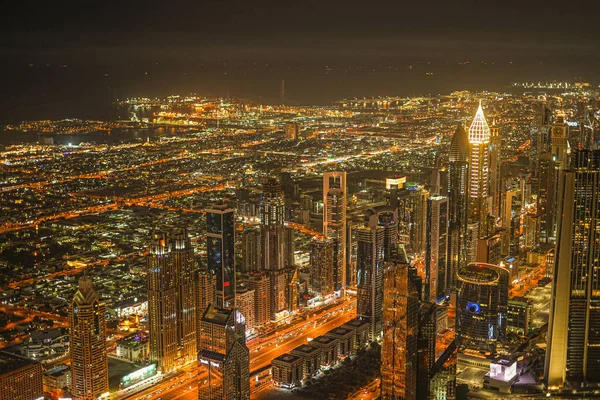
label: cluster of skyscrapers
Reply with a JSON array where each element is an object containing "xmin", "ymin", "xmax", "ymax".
[{"xmin": 62, "ymin": 99, "xmax": 600, "ymax": 399}]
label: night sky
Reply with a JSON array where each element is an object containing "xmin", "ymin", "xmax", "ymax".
[{"xmin": 1, "ymin": 0, "xmax": 599, "ymax": 121}]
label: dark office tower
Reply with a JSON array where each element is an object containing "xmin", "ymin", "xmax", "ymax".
[
  {"xmin": 456, "ymin": 262, "xmax": 509, "ymax": 355},
  {"xmin": 381, "ymin": 246, "xmax": 419, "ymax": 400},
  {"xmin": 310, "ymin": 236, "xmax": 334, "ymax": 298},
  {"xmin": 379, "ymin": 209, "xmax": 399, "ymax": 261},
  {"xmin": 489, "ymin": 122, "xmax": 501, "ymax": 219},
  {"xmin": 448, "ymin": 124, "xmax": 470, "ymax": 292},
  {"xmin": 538, "ymin": 153, "xmax": 557, "ymax": 242},
  {"xmin": 198, "ymin": 305, "xmax": 250, "ymax": 400},
  {"xmin": 417, "ymin": 303, "xmax": 437, "ymax": 400},
  {"xmin": 356, "ymin": 224, "xmax": 385, "ymax": 340},
  {"xmin": 285, "ymin": 226, "xmax": 295, "ymax": 268},
  {"xmin": 426, "ymin": 196, "xmax": 449, "ymax": 303},
  {"xmin": 468, "ymin": 102, "xmax": 491, "ymax": 236},
  {"xmin": 241, "ymin": 226, "xmax": 261, "ymax": 273},
  {"xmin": 147, "ymin": 230, "xmax": 197, "ymax": 373},
  {"xmin": 196, "ymin": 268, "xmax": 215, "ymax": 352},
  {"xmin": 551, "ymin": 114, "xmax": 569, "ymax": 170},
  {"xmin": 346, "ymin": 215, "xmax": 362, "ymax": 287},
  {"xmin": 207, "ymin": 204, "xmax": 236, "ymax": 309},
  {"xmin": 286, "ymin": 267, "xmax": 299, "ymax": 312},
  {"xmin": 323, "ymin": 171, "xmax": 347, "ymax": 291},
  {"xmin": 545, "ymin": 149, "xmax": 600, "ymax": 389},
  {"xmin": 69, "ymin": 276, "xmax": 109, "ymax": 399}
]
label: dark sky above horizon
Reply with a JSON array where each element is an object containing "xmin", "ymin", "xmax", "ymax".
[{"xmin": 1, "ymin": 0, "xmax": 599, "ymax": 121}]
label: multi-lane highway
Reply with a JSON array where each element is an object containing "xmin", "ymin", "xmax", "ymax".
[{"xmin": 119, "ymin": 298, "xmax": 357, "ymax": 400}]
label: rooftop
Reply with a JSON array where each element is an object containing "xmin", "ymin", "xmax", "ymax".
[{"xmin": 0, "ymin": 351, "xmax": 40, "ymax": 374}]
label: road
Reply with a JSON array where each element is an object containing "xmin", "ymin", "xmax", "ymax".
[
  {"xmin": 348, "ymin": 378, "xmax": 380, "ymax": 400},
  {"xmin": 116, "ymin": 299, "xmax": 357, "ymax": 400}
]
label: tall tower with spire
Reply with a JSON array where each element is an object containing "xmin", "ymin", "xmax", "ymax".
[
  {"xmin": 468, "ymin": 102, "xmax": 491, "ymax": 236},
  {"xmin": 69, "ymin": 276, "xmax": 109, "ymax": 400}
]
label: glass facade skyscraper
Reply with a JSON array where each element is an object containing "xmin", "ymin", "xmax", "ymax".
[{"xmin": 207, "ymin": 204, "xmax": 236, "ymax": 309}]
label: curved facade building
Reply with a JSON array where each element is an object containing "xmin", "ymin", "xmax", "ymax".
[{"xmin": 456, "ymin": 262, "xmax": 508, "ymax": 355}]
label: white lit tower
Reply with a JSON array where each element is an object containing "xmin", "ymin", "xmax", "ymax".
[{"xmin": 468, "ymin": 102, "xmax": 491, "ymax": 236}]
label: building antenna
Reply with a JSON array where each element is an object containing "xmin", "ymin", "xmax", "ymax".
[{"xmin": 280, "ymin": 80, "xmax": 285, "ymax": 106}]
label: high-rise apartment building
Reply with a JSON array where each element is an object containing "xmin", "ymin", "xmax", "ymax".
[
  {"xmin": 323, "ymin": 171, "xmax": 347, "ymax": 291},
  {"xmin": 310, "ymin": 236, "xmax": 334, "ymax": 298},
  {"xmin": 356, "ymin": 224, "xmax": 385, "ymax": 340},
  {"xmin": 207, "ymin": 204, "xmax": 236, "ymax": 309},
  {"xmin": 196, "ymin": 268, "xmax": 215, "ymax": 351},
  {"xmin": 260, "ymin": 179, "xmax": 288, "ymax": 319},
  {"xmin": 545, "ymin": 149, "xmax": 600, "ymax": 389},
  {"xmin": 235, "ymin": 286, "xmax": 255, "ymax": 332},
  {"xmin": 147, "ymin": 230, "xmax": 197, "ymax": 372},
  {"xmin": 198, "ymin": 305, "xmax": 250, "ymax": 400},
  {"xmin": 248, "ymin": 272, "xmax": 270, "ymax": 326},
  {"xmin": 69, "ymin": 276, "xmax": 109, "ymax": 399},
  {"xmin": 380, "ymin": 246, "xmax": 419, "ymax": 400},
  {"xmin": 426, "ymin": 196, "xmax": 449, "ymax": 303},
  {"xmin": 468, "ymin": 102, "xmax": 491, "ymax": 236}
]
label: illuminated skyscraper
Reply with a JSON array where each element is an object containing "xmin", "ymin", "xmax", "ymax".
[
  {"xmin": 356, "ymin": 224, "xmax": 385, "ymax": 340},
  {"xmin": 381, "ymin": 246, "xmax": 418, "ymax": 400},
  {"xmin": 468, "ymin": 102, "xmax": 491, "ymax": 235},
  {"xmin": 69, "ymin": 276, "xmax": 109, "ymax": 399},
  {"xmin": 323, "ymin": 171, "xmax": 347, "ymax": 291},
  {"xmin": 196, "ymin": 268, "xmax": 215, "ymax": 352},
  {"xmin": 248, "ymin": 272, "xmax": 270, "ymax": 326},
  {"xmin": 448, "ymin": 124, "xmax": 470, "ymax": 292},
  {"xmin": 260, "ymin": 179, "xmax": 287, "ymax": 319},
  {"xmin": 147, "ymin": 230, "xmax": 197, "ymax": 372},
  {"xmin": 456, "ymin": 262, "xmax": 509, "ymax": 355},
  {"xmin": 310, "ymin": 236, "xmax": 334, "ymax": 298},
  {"xmin": 489, "ymin": 122, "xmax": 501, "ymax": 218},
  {"xmin": 198, "ymin": 305, "xmax": 250, "ymax": 400},
  {"xmin": 426, "ymin": 196, "xmax": 449, "ymax": 303},
  {"xmin": 551, "ymin": 115, "xmax": 569, "ymax": 170},
  {"xmin": 538, "ymin": 153, "xmax": 557, "ymax": 242},
  {"xmin": 207, "ymin": 204, "xmax": 236, "ymax": 309},
  {"xmin": 545, "ymin": 149, "xmax": 600, "ymax": 389},
  {"xmin": 260, "ymin": 178, "xmax": 286, "ymax": 271},
  {"xmin": 409, "ymin": 185, "xmax": 429, "ymax": 255}
]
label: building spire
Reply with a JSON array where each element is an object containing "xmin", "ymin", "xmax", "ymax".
[{"xmin": 468, "ymin": 101, "xmax": 491, "ymax": 144}]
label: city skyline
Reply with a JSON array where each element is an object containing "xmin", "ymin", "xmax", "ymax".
[{"xmin": 4, "ymin": 3, "xmax": 600, "ymax": 400}]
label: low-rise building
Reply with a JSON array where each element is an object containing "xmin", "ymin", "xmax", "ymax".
[
  {"xmin": 325, "ymin": 326, "xmax": 355, "ymax": 357},
  {"xmin": 272, "ymin": 353, "xmax": 303, "ymax": 388},
  {"xmin": 290, "ymin": 344, "xmax": 321, "ymax": 378},
  {"xmin": 116, "ymin": 331, "xmax": 150, "ymax": 362},
  {"xmin": 310, "ymin": 336, "xmax": 339, "ymax": 368},
  {"xmin": 43, "ymin": 364, "xmax": 71, "ymax": 395},
  {"xmin": 507, "ymin": 297, "xmax": 533, "ymax": 336},
  {"xmin": 341, "ymin": 318, "xmax": 371, "ymax": 351}
]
